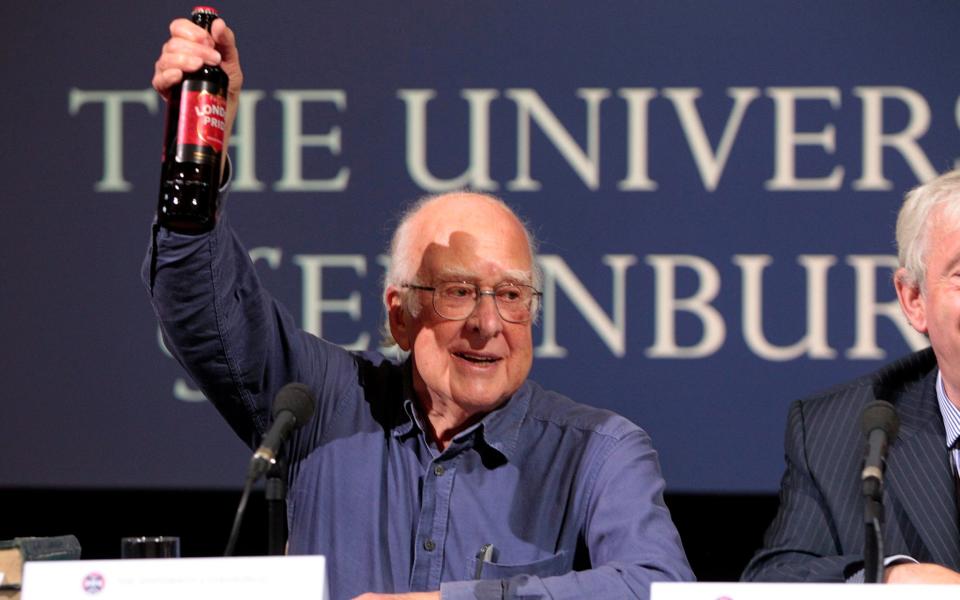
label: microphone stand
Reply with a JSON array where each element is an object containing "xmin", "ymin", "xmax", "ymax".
[
  {"xmin": 225, "ymin": 382, "xmax": 314, "ymax": 557},
  {"xmin": 860, "ymin": 400, "xmax": 898, "ymax": 584},
  {"xmin": 862, "ymin": 479, "xmax": 884, "ymax": 583},
  {"xmin": 266, "ymin": 456, "xmax": 288, "ymax": 555}
]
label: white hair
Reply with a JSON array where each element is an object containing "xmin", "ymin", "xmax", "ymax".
[{"xmin": 896, "ymin": 169, "xmax": 960, "ymax": 290}]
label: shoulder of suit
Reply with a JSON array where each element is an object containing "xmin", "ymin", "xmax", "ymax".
[{"xmin": 798, "ymin": 347, "xmax": 936, "ymax": 412}]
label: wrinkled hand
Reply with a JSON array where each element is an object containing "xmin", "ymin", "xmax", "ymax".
[
  {"xmin": 352, "ymin": 592, "xmax": 440, "ymax": 600},
  {"xmin": 152, "ymin": 17, "xmax": 242, "ymax": 102},
  {"xmin": 885, "ymin": 562, "xmax": 960, "ymax": 584}
]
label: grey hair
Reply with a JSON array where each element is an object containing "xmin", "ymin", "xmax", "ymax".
[
  {"xmin": 896, "ymin": 169, "xmax": 960, "ymax": 290},
  {"xmin": 380, "ymin": 191, "xmax": 542, "ymax": 346}
]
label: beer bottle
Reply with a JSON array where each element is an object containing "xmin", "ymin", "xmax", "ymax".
[{"xmin": 157, "ymin": 6, "xmax": 229, "ymax": 234}]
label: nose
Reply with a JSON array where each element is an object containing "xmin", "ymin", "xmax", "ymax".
[{"xmin": 466, "ymin": 291, "xmax": 503, "ymax": 338}]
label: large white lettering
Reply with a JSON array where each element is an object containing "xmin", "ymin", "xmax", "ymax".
[
  {"xmin": 765, "ymin": 87, "xmax": 844, "ymax": 191},
  {"xmin": 735, "ymin": 254, "xmax": 837, "ymax": 360},
  {"xmin": 274, "ymin": 90, "xmax": 350, "ymax": 191},
  {"xmin": 664, "ymin": 87, "xmax": 760, "ymax": 192},
  {"xmin": 68, "ymin": 88, "xmax": 158, "ymax": 192},
  {"xmin": 294, "ymin": 254, "xmax": 369, "ymax": 351},
  {"xmin": 400, "ymin": 89, "xmax": 498, "ymax": 192},
  {"xmin": 853, "ymin": 86, "xmax": 936, "ymax": 190},
  {"xmin": 618, "ymin": 88, "xmax": 659, "ymax": 191},
  {"xmin": 77, "ymin": 86, "xmax": 944, "ymax": 194},
  {"xmin": 506, "ymin": 88, "xmax": 610, "ymax": 191},
  {"xmin": 231, "ymin": 90, "xmax": 267, "ymax": 191},
  {"xmin": 645, "ymin": 255, "xmax": 726, "ymax": 358},
  {"xmin": 535, "ymin": 254, "xmax": 637, "ymax": 358}
]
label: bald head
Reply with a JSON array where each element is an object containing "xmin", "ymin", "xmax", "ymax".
[
  {"xmin": 387, "ymin": 192, "xmax": 539, "ymax": 287},
  {"xmin": 383, "ymin": 192, "xmax": 540, "ymax": 336}
]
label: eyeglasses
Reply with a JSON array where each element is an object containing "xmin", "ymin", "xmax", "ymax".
[{"xmin": 403, "ymin": 281, "xmax": 542, "ymax": 324}]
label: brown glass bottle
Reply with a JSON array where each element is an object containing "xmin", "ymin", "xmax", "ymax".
[{"xmin": 157, "ymin": 6, "xmax": 229, "ymax": 234}]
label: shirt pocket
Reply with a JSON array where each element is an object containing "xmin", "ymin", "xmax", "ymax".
[{"xmin": 467, "ymin": 549, "xmax": 569, "ymax": 581}]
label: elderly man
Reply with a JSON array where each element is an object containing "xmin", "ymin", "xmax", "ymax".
[
  {"xmin": 146, "ymin": 16, "xmax": 692, "ymax": 600},
  {"xmin": 743, "ymin": 170, "xmax": 960, "ymax": 584}
]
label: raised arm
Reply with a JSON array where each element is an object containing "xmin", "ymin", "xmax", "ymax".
[{"xmin": 143, "ymin": 17, "xmax": 347, "ymax": 452}]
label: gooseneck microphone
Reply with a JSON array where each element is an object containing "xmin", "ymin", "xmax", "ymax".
[
  {"xmin": 860, "ymin": 400, "xmax": 899, "ymax": 584},
  {"xmin": 225, "ymin": 383, "xmax": 315, "ymax": 556},
  {"xmin": 248, "ymin": 383, "xmax": 316, "ymax": 480},
  {"xmin": 861, "ymin": 400, "xmax": 900, "ymax": 500}
]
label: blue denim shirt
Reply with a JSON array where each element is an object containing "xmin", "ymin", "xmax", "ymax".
[{"xmin": 144, "ymin": 210, "xmax": 693, "ymax": 599}]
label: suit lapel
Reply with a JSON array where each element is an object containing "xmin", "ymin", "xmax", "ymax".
[{"xmin": 885, "ymin": 370, "xmax": 960, "ymax": 567}]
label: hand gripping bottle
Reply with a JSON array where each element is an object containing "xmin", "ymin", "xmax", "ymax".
[{"xmin": 157, "ymin": 6, "xmax": 229, "ymax": 234}]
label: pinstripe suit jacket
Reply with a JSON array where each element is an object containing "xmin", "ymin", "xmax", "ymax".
[{"xmin": 742, "ymin": 348, "xmax": 960, "ymax": 582}]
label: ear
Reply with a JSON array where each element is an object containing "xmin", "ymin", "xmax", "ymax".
[
  {"xmin": 894, "ymin": 268, "xmax": 928, "ymax": 334},
  {"xmin": 386, "ymin": 286, "xmax": 412, "ymax": 351}
]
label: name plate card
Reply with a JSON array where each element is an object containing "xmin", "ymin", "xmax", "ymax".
[
  {"xmin": 652, "ymin": 582, "xmax": 960, "ymax": 600},
  {"xmin": 21, "ymin": 555, "xmax": 327, "ymax": 600}
]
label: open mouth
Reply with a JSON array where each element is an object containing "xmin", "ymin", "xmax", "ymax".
[{"xmin": 454, "ymin": 352, "xmax": 501, "ymax": 364}]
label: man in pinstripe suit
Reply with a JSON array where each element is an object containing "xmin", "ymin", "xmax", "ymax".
[{"xmin": 743, "ymin": 170, "xmax": 960, "ymax": 584}]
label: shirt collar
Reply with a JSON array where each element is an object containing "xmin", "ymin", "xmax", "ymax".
[
  {"xmin": 389, "ymin": 359, "xmax": 419, "ymax": 439},
  {"xmin": 455, "ymin": 380, "xmax": 531, "ymax": 463},
  {"xmin": 390, "ymin": 359, "xmax": 531, "ymax": 463},
  {"xmin": 935, "ymin": 370, "xmax": 960, "ymax": 448}
]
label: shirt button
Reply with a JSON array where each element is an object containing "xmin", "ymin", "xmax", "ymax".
[
  {"xmin": 423, "ymin": 539, "xmax": 436, "ymax": 552},
  {"xmin": 434, "ymin": 465, "xmax": 445, "ymax": 476}
]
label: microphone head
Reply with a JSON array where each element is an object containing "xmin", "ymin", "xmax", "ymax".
[
  {"xmin": 273, "ymin": 382, "xmax": 316, "ymax": 428},
  {"xmin": 861, "ymin": 400, "xmax": 899, "ymax": 440}
]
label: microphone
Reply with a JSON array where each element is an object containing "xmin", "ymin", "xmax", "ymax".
[
  {"xmin": 860, "ymin": 400, "xmax": 898, "ymax": 583},
  {"xmin": 860, "ymin": 400, "xmax": 899, "ymax": 499},
  {"xmin": 247, "ymin": 383, "xmax": 315, "ymax": 481}
]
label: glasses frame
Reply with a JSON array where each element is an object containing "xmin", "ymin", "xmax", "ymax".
[{"xmin": 402, "ymin": 281, "xmax": 542, "ymax": 324}]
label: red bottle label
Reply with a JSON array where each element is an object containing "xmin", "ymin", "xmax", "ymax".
[{"xmin": 176, "ymin": 82, "xmax": 227, "ymax": 158}]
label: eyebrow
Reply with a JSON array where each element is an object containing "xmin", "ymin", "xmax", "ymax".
[
  {"xmin": 434, "ymin": 266, "xmax": 475, "ymax": 282},
  {"xmin": 500, "ymin": 269, "xmax": 534, "ymax": 286},
  {"xmin": 433, "ymin": 267, "xmax": 533, "ymax": 286}
]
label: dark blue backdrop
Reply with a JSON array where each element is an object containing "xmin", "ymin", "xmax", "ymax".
[{"xmin": 2, "ymin": 1, "xmax": 957, "ymax": 492}]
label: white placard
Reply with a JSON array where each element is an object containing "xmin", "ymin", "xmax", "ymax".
[
  {"xmin": 652, "ymin": 581, "xmax": 960, "ymax": 600},
  {"xmin": 21, "ymin": 555, "xmax": 327, "ymax": 600}
]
